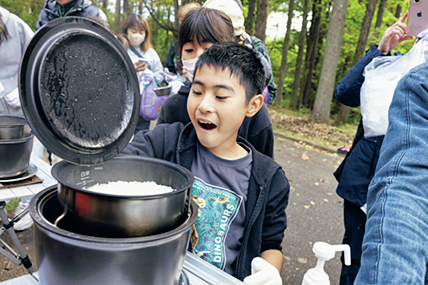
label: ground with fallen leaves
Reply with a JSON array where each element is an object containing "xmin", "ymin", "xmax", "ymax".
[{"xmin": 269, "ymin": 108, "xmax": 357, "ymax": 151}]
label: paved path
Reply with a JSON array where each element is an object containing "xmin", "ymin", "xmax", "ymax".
[{"xmin": 274, "ymin": 135, "xmax": 346, "ymax": 285}]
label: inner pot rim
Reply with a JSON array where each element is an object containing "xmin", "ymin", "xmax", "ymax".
[
  {"xmin": 0, "ymin": 115, "xmax": 29, "ymax": 127},
  {"xmin": 0, "ymin": 133, "xmax": 34, "ymax": 144},
  {"xmin": 51, "ymin": 155, "xmax": 194, "ymax": 199},
  {"xmin": 30, "ymin": 186, "xmax": 198, "ymax": 244}
]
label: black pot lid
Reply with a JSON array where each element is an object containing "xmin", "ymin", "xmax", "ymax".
[{"xmin": 19, "ymin": 17, "xmax": 140, "ymax": 165}]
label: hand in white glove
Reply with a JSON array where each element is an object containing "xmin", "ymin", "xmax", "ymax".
[
  {"xmin": 142, "ymin": 68, "xmax": 154, "ymax": 82},
  {"xmin": 139, "ymin": 69, "xmax": 154, "ymax": 90},
  {"xmin": 168, "ymin": 80, "xmax": 184, "ymax": 96},
  {"xmin": 243, "ymin": 257, "xmax": 282, "ymax": 285},
  {"xmin": 4, "ymin": 88, "xmax": 21, "ymax": 108}
]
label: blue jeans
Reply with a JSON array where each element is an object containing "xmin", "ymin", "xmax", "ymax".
[{"xmin": 355, "ymin": 63, "xmax": 428, "ymax": 284}]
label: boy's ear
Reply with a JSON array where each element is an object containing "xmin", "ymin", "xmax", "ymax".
[{"xmin": 245, "ymin": 94, "xmax": 264, "ymax": 118}]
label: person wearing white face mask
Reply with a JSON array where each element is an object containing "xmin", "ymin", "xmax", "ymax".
[
  {"xmin": 121, "ymin": 13, "xmax": 164, "ymax": 132},
  {"xmin": 165, "ymin": 2, "xmax": 201, "ymax": 75},
  {"xmin": 121, "ymin": 14, "xmax": 163, "ymax": 83},
  {"xmin": 157, "ymin": 8, "xmax": 274, "ymax": 159}
]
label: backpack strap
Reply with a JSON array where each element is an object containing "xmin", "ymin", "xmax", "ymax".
[{"xmin": 129, "ymin": 46, "xmax": 144, "ymax": 58}]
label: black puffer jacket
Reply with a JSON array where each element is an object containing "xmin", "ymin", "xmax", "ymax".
[{"xmin": 36, "ymin": 0, "xmax": 108, "ymax": 30}]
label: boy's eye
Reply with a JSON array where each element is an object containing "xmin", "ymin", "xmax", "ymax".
[
  {"xmin": 184, "ymin": 49, "xmax": 194, "ymax": 53},
  {"xmin": 216, "ymin": 96, "xmax": 228, "ymax": 100},
  {"xmin": 191, "ymin": 90, "xmax": 202, "ymax": 95}
]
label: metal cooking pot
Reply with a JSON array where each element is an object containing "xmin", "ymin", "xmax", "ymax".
[
  {"xmin": 0, "ymin": 133, "xmax": 34, "ymax": 178},
  {"xmin": 52, "ymin": 155, "xmax": 194, "ymax": 238},
  {"xmin": 31, "ymin": 186, "xmax": 198, "ymax": 285},
  {"xmin": 0, "ymin": 115, "xmax": 31, "ymax": 139}
]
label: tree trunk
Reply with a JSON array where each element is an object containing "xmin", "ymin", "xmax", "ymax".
[
  {"xmin": 174, "ymin": 0, "xmax": 179, "ymax": 39},
  {"xmin": 372, "ymin": 0, "xmax": 387, "ymax": 41},
  {"xmin": 291, "ymin": 0, "xmax": 311, "ymax": 110},
  {"xmin": 114, "ymin": 0, "xmax": 121, "ymax": 34},
  {"xmin": 309, "ymin": 0, "xmax": 349, "ymax": 123},
  {"xmin": 333, "ymin": 55, "xmax": 350, "ymax": 121},
  {"xmin": 245, "ymin": 0, "xmax": 257, "ymax": 35},
  {"xmin": 138, "ymin": 0, "xmax": 143, "ymax": 14},
  {"xmin": 395, "ymin": 4, "xmax": 402, "ymax": 18},
  {"xmin": 337, "ymin": 0, "xmax": 375, "ymax": 123},
  {"xmin": 302, "ymin": 0, "xmax": 322, "ymax": 108},
  {"xmin": 274, "ymin": 0, "xmax": 295, "ymax": 106},
  {"xmin": 165, "ymin": 6, "xmax": 171, "ymax": 48},
  {"xmin": 255, "ymin": 0, "xmax": 269, "ymax": 43},
  {"xmin": 102, "ymin": 0, "xmax": 108, "ymax": 9},
  {"xmin": 375, "ymin": 0, "xmax": 387, "ymax": 28},
  {"xmin": 123, "ymin": 0, "xmax": 131, "ymax": 15},
  {"xmin": 352, "ymin": 0, "xmax": 377, "ymax": 66},
  {"xmin": 306, "ymin": 10, "xmax": 329, "ymax": 110}
]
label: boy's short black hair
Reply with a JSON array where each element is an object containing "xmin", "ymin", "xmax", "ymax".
[{"xmin": 194, "ymin": 42, "xmax": 265, "ymax": 104}]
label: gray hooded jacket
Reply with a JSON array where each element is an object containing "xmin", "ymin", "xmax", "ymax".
[{"xmin": 36, "ymin": 0, "xmax": 108, "ymax": 30}]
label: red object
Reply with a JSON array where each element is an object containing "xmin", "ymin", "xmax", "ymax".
[{"xmin": 337, "ymin": 146, "xmax": 352, "ymax": 154}]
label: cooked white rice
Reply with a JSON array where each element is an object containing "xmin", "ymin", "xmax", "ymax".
[{"xmin": 85, "ymin": 181, "xmax": 174, "ymax": 196}]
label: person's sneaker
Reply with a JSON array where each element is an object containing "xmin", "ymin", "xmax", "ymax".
[
  {"xmin": 337, "ymin": 146, "xmax": 352, "ymax": 154},
  {"xmin": 13, "ymin": 203, "xmax": 33, "ymax": 231},
  {"xmin": 13, "ymin": 213, "xmax": 33, "ymax": 231}
]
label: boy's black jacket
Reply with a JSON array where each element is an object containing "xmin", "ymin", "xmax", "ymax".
[{"xmin": 122, "ymin": 122, "xmax": 289, "ymax": 280}]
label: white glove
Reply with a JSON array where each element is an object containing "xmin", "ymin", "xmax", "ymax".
[
  {"xmin": 4, "ymin": 88, "xmax": 21, "ymax": 108},
  {"xmin": 168, "ymin": 80, "xmax": 184, "ymax": 96},
  {"xmin": 139, "ymin": 69, "xmax": 154, "ymax": 90},
  {"xmin": 0, "ymin": 81, "xmax": 4, "ymax": 95},
  {"xmin": 360, "ymin": 203, "xmax": 367, "ymax": 214},
  {"xmin": 243, "ymin": 257, "xmax": 282, "ymax": 285},
  {"xmin": 142, "ymin": 68, "xmax": 154, "ymax": 82}
]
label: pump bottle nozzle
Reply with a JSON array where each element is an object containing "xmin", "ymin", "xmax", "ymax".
[{"xmin": 301, "ymin": 242, "xmax": 351, "ymax": 285}]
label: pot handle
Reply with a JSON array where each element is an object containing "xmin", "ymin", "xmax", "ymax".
[
  {"xmin": 186, "ymin": 185, "xmax": 192, "ymax": 216},
  {"xmin": 0, "ymin": 97, "xmax": 11, "ymax": 114}
]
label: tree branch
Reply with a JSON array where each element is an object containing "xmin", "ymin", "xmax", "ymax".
[{"xmin": 143, "ymin": 0, "xmax": 175, "ymax": 33}]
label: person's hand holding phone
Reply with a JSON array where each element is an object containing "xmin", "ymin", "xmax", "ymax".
[
  {"xmin": 378, "ymin": 11, "xmax": 414, "ymax": 55},
  {"xmin": 134, "ymin": 60, "xmax": 148, "ymax": 72}
]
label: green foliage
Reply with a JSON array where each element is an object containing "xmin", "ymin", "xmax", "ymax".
[
  {"xmin": 0, "ymin": 0, "xmax": 45, "ymax": 31},
  {"xmin": 145, "ymin": 2, "xmax": 175, "ymax": 66},
  {"xmin": 5, "ymin": 0, "xmax": 415, "ymax": 126},
  {"xmin": 5, "ymin": 198, "xmax": 20, "ymax": 212}
]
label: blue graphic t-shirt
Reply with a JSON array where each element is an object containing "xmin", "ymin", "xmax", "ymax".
[{"xmin": 190, "ymin": 142, "xmax": 252, "ymax": 275}]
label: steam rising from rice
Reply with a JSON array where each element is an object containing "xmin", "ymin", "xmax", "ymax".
[{"xmin": 86, "ymin": 181, "xmax": 174, "ymax": 196}]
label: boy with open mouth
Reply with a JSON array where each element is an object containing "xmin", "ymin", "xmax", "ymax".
[{"xmin": 123, "ymin": 42, "xmax": 289, "ymax": 284}]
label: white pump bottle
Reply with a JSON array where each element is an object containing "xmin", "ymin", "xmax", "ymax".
[{"xmin": 302, "ymin": 242, "xmax": 351, "ymax": 285}]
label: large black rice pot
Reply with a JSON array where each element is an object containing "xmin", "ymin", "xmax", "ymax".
[
  {"xmin": 31, "ymin": 186, "xmax": 198, "ymax": 285},
  {"xmin": 53, "ymin": 155, "xmax": 194, "ymax": 238}
]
